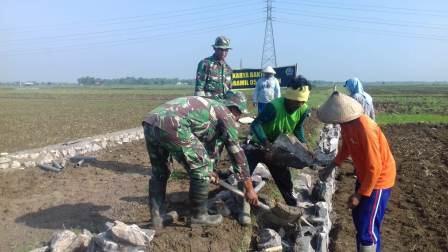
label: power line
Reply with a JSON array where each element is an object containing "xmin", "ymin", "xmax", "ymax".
[
  {"xmin": 276, "ymin": 8, "xmax": 448, "ymax": 31},
  {"xmin": 276, "ymin": 18, "xmax": 448, "ymax": 42},
  {"xmin": 1, "ymin": 19, "xmax": 264, "ymax": 56},
  {"xmin": 1, "ymin": 9, "xmax": 263, "ymax": 46},
  {"xmin": 280, "ymin": 0, "xmax": 448, "ymax": 17},
  {"xmin": 0, "ymin": 0, "xmax": 260, "ymax": 32}
]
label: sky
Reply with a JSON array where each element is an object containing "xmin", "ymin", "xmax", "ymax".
[{"xmin": 1, "ymin": 0, "xmax": 447, "ymax": 82}]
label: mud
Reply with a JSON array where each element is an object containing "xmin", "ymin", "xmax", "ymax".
[
  {"xmin": 330, "ymin": 124, "xmax": 448, "ymax": 252},
  {"xmin": 0, "ymin": 141, "xmax": 250, "ymax": 252}
]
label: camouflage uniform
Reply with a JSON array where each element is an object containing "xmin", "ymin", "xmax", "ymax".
[
  {"xmin": 142, "ymin": 96, "xmax": 249, "ymax": 182},
  {"xmin": 194, "ymin": 36, "xmax": 233, "ymax": 99}
]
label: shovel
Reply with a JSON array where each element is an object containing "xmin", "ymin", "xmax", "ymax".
[
  {"xmin": 217, "ymin": 179, "xmax": 271, "ymax": 211},
  {"xmin": 217, "ymin": 180, "xmax": 310, "ymax": 226}
]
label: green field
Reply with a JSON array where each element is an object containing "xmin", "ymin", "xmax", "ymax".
[{"xmin": 1, "ymin": 84, "xmax": 447, "ymax": 153}]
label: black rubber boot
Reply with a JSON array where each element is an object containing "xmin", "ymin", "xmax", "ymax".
[
  {"xmin": 149, "ymin": 177, "xmax": 167, "ymax": 229},
  {"xmin": 190, "ymin": 179, "xmax": 223, "ymax": 226},
  {"xmin": 237, "ymin": 182, "xmax": 251, "ymax": 226}
]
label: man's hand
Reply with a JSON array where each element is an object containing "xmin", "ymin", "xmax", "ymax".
[
  {"xmin": 209, "ymin": 172, "xmax": 220, "ymax": 185},
  {"xmin": 262, "ymin": 140, "xmax": 273, "ymax": 151},
  {"xmin": 318, "ymin": 162, "xmax": 336, "ymax": 181},
  {"xmin": 347, "ymin": 193, "xmax": 361, "ymax": 209},
  {"xmin": 243, "ymin": 179, "xmax": 259, "ymax": 206}
]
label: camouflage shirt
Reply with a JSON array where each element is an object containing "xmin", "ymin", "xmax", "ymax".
[
  {"xmin": 143, "ymin": 96, "xmax": 249, "ymax": 179},
  {"xmin": 195, "ymin": 55, "xmax": 232, "ymax": 99}
]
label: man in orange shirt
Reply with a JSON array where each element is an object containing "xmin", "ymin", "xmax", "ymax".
[{"xmin": 318, "ymin": 91, "xmax": 396, "ymax": 252}]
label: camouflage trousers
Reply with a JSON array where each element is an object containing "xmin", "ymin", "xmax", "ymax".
[{"xmin": 143, "ymin": 123, "xmax": 214, "ymax": 182}]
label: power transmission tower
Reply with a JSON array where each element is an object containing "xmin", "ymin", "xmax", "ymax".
[{"xmin": 261, "ymin": 0, "xmax": 277, "ymax": 68}]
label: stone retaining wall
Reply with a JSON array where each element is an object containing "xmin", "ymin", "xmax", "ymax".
[{"xmin": 0, "ymin": 127, "xmax": 144, "ymax": 171}]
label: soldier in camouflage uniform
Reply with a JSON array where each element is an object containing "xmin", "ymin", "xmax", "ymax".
[
  {"xmin": 194, "ymin": 36, "xmax": 233, "ymax": 99},
  {"xmin": 142, "ymin": 91, "xmax": 258, "ymax": 228}
]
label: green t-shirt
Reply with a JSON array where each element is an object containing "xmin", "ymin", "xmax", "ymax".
[{"xmin": 251, "ymin": 97, "xmax": 310, "ymax": 143}]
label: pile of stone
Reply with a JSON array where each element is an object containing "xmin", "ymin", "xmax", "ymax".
[
  {"xmin": 0, "ymin": 127, "xmax": 144, "ymax": 171},
  {"xmin": 252, "ymin": 124, "xmax": 340, "ymax": 252},
  {"xmin": 30, "ymin": 221, "xmax": 155, "ymax": 252}
]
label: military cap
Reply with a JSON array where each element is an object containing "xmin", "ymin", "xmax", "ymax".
[
  {"xmin": 223, "ymin": 90, "xmax": 248, "ymax": 114},
  {"xmin": 212, "ymin": 36, "xmax": 232, "ymax": 50}
]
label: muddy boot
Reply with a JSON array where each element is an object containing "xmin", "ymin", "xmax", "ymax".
[
  {"xmin": 190, "ymin": 180, "xmax": 223, "ymax": 226},
  {"xmin": 149, "ymin": 177, "xmax": 167, "ymax": 229},
  {"xmin": 237, "ymin": 182, "xmax": 251, "ymax": 226}
]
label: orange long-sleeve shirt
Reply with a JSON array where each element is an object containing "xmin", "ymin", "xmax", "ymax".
[{"xmin": 334, "ymin": 115, "xmax": 396, "ymax": 196}]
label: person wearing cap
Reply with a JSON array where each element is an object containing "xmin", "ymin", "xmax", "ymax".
[
  {"xmin": 253, "ymin": 66, "xmax": 281, "ymax": 114},
  {"xmin": 142, "ymin": 91, "xmax": 258, "ymax": 228},
  {"xmin": 195, "ymin": 36, "xmax": 233, "ymax": 99},
  {"xmin": 317, "ymin": 92, "xmax": 396, "ymax": 252},
  {"xmin": 345, "ymin": 77, "xmax": 376, "ymax": 121},
  {"xmin": 245, "ymin": 75, "xmax": 312, "ymax": 206}
]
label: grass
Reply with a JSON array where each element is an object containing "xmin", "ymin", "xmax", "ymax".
[
  {"xmin": 376, "ymin": 114, "xmax": 448, "ymax": 125},
  {"xmin": 0, "ymin": 85, "xmax": 192, "ymax": 152},
  {"xmin": 1, "ymin": 84, "xmax": 447, "ymax": 152}
]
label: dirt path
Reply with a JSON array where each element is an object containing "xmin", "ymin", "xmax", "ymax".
[
  {"xmin": 0, "ymin": 141, "xmax": 250, "ymax": 252},
  {"xmin": 330, "ymin": 124, "xmax": 448, "ymax": 252}
]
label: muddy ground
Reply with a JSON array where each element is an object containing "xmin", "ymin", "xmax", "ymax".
[
  {"xmin": 0, "ymin": 141, "xmax": 251, "ymax": 252},
  {"xmin": 1, "ymin": 122, "xmax": 447, "ymax": 251},
  {"xmin": 330, "ymin": 124, "xmax": 448, "ymax": 252}
]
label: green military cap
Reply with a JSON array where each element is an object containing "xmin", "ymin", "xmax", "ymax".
[
  {"xmin": 223, "ymin": 90, "xmax": 248, "ymax": 114},
  {"xmin": 212, "ymin": 36, "xmax": 232, "ymax": 50}
]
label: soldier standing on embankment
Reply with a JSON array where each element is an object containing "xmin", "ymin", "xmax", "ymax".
[{"xmin": 194, "ymin": 36, "xmax": 233, "ymax": 99}]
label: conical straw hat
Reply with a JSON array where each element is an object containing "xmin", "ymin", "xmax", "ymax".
[{"xmin": 317, "ymin": 91, "xmax": 364, "ymax": 123}]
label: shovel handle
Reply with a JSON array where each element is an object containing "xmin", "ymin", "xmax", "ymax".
[{"xmin": 218, "ymin": 180, "xmax": 271, "ymax": 211}]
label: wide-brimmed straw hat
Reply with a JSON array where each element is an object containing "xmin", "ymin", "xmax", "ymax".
[
  {"xmin": 262, "ymin": 66, "xmax": 276, "ymax": 74},
  {"xmin": 317, "ymin": 91, "xmax": 364, "ymax": 123}
]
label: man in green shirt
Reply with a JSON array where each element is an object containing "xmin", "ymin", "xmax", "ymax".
[{"xmin": 246, "ymin": 75, "xmax": 311, "ymax": 206}]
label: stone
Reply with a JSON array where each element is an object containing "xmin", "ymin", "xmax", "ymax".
[
  {"xmin": 0, "ymin": 157, "xmax": 10, "ymax": 164},
  {"xmin": 93, "ymin": 232, "xmax": 119, "ymax": 251},
  {"xmin": 30, "ymin": 153, "xmax": 40, "ymax": 159},
  {"xmin": 66, "ymin": 229, "xmax": 93, "ymax": 251},
  {"xmin": 29, "ymin": 246, "xmax": 49, "ymax": 252},
  {"xmin": 257, "ymin": 228, "xmax": 282, "ymax": 251},
  {"xmin": 316, "ymin": 232, "xmax": 328, "ymax": 252},
  {"xmin": 91, "ymin": 144, "xmax": 102, "ymax": 152},
  {"xmin": 0, "ymin": 163, "xmax": 9, "ymax": 169},
  {"xmin": 272, "ymin": 134, "xmax": 315, "ymax": 167},
  {"xmin": 293, "ymin": 234, "xmax": 313, "ymax": 252},
  {"xmin": 10, "ymin": 161, "xmax": 21, "ymax": 169},
  {"xmin": 108, "ymin": 221, "xmax": 152, "ymax": 247},
  {"xmin": 49, "ymin": 230, "xmax": 77, "ymax": 252},
  {"xmin": 0, "ymin": 152, "xmax": 8, "ymax": 157},
  {"xmin": 252, "ymin": 163, "xmax": 272, "ymax": 180},
  {"xmin": 122, "ymin": 137, "xmax": 130, "ymax": 143},
  {"xmin": 24, "ymin": 161, "xmax": 36, "ymax": 168}
]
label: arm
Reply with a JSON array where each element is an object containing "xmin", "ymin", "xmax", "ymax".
[
  {"xmin": 274, "ymin": 79, "xmax": 281, "ymax": 98},
  {"xmin": 293, "ymin": 108, "xmax": 310, "ymax": 143},
  {"xmin": 253, "ymin": 79, "xmax": 260, "ymax": 103},
  {"xmin": 250, "ymin": 103, "xmax": 276, "ymax": 144},
  {"xmin": 194, "ymin": 60, "xmax": 207, "ymax": 96}
]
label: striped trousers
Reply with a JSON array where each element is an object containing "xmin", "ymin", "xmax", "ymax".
[{"xmin": 353, "ymin": 184, "xmax": 392, "ymax": 252}]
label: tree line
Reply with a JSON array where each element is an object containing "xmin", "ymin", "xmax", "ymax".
[{"xmin": 77, "ymin": 76, "xmax": 194, "ymax": 86}]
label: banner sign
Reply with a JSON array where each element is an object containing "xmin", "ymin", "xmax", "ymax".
[{"xmin": 231, "ymin": 65, "xmax": 297, "ymax": 89}]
